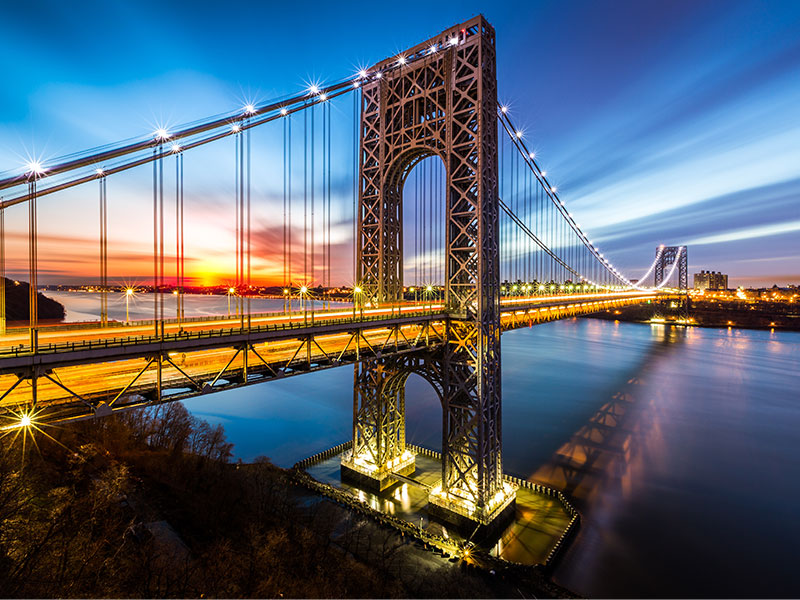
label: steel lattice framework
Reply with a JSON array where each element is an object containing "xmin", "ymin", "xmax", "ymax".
[
  {"xmin": 655, "ymin": 246, "xmax": 688, "ymax": 291},
  {"xmin": 347, "ymin": 16, "xmax": 513, "ymax": 526}
]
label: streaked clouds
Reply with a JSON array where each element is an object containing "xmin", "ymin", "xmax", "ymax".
[{"xmin": 0, "ymin": 0, "xmax": 798, "ymax": 286}]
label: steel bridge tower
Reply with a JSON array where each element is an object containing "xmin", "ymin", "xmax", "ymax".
[
  {"xmin": 654, "ymin": 245, "xmax": 690, "ymax": 320},
  {"xmin": 341, "ymin": 16, "xmax": 516, "ymax": 529},
  {"xmin": 654, "ymin": 246, "xmax": 688, "ymax": 291}
]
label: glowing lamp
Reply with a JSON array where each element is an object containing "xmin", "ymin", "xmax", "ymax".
[{"xmin": 26, "ymin": 161, "xmax": 45, "ymax": 175}]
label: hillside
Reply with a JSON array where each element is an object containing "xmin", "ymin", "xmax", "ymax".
[{"xmin": 3, "ymin": 277, "xmax": 65, "ymax": 322}]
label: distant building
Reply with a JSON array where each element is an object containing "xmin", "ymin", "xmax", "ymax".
[{"xmin": 694, "ymin": 270, "xmax": 728, "ymax": 291}]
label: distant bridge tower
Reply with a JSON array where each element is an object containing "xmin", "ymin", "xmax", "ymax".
[
  {"xmin": 654, "ymin": 245, "xmax": 688, "ymax": 291},
  {"xmin": 342, "ymin": 15, "xmax": 515, "ymax": 530},
  {"xmin": 654, "ymin": 245, "xmax": 689, "ymax": 320}
]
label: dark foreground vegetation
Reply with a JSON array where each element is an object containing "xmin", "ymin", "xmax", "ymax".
[{"xmin": 0, "ymin": 405, "xmax": 570, "ymax": 598}]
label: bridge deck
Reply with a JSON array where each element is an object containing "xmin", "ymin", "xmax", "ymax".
[{"xmin": 0, "ymin": 292, "xmax": 659, "ymax": 425}]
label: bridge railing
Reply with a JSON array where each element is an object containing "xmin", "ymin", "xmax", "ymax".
[{"xmin": 0, "ymin": 309, "xmax": 446, "ymax": 358}]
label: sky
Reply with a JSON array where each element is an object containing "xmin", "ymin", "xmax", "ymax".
[{"xmin": 0, "ymin": 0, "xmax": 798, "ymax": 287}]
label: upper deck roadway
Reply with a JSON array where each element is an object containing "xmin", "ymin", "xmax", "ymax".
[{"xmin": 0, "ymin": 291, "xmax": 659, "ymax": 425}]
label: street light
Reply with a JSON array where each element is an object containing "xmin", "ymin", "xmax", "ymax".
[
  {"xmin": 353, "ymin": 285, "xmax": 363, "ymax": 319},
  {"xmin": 300, "ymin": 285, "xmax": 309, "ymax": 324},
  {"xmin": 227, "ymin": 286, "xmax": 236, "ymax": 316},
  {"xmin": 123, "ymin": 287, "xmax": 135, "ymax": 323}
]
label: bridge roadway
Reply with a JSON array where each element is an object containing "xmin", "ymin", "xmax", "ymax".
[{"xmin": 0, "ymin": 291, "xmax": 658, "ymax": 425}]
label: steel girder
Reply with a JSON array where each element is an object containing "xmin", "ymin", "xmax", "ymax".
[{"xmin": 354, "ymin": 16, "xmax": 506, "ymax": 519}]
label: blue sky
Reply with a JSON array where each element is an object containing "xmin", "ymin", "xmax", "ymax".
[{"xmin": 0, "ymin": 0, "xmax": 798, "ymax": 286}]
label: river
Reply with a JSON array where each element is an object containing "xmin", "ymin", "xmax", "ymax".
[{"xmin": 45, "ymin": 291, "xmax": 800, "ymax": 597}]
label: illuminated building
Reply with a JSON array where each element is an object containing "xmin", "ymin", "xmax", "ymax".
[{"xmin": 694, "ymin": 270, "xmax": 728, "ymax": 291}]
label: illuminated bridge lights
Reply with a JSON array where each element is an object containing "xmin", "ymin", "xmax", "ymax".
[
  {"xmin": 341, "ymin": 447, "xmax": 416, "ymax": 491},
  {"xmin": 428, "ymin": 479, "xmax": 517, "ymax": 525}
]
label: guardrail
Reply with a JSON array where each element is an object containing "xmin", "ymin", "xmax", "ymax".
[
  {"xmin": 294, "ymin": 441, "xmax": 580, "ymax": 572},
  {"xmin": 0, "ymin": 310, "xmax": 443, "ymax": 358}
]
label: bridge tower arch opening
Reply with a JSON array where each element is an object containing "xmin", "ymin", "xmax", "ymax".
[
  {"xmin": 398, "ymin": 153, "xmax": 447, "ymax": 296},
  {"xmin": 345, "ymin": 15, "xmax": 516, "ymax": 530}
]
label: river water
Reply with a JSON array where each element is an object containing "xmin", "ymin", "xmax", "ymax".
[{"xmin": 46, "ymin": 292, "xmax": 800, "ymax": 597}]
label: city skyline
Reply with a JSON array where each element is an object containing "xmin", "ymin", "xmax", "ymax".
[{"xmin": 1, "ymin": 0, "xmax": 798, "ymax": 287}]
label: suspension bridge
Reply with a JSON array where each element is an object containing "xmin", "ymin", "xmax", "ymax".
[{"xmin": 0, "ymin": 16, "xmax": 687, "ymax": 530}]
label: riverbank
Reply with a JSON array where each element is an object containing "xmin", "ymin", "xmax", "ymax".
[
  {"xmin": 0, "ymin": 404, "xmax": 576, "ymax": 598},
  {"xmin": 589, "ymin": 299, "xmax": 800, "ymax": 331},
  {"xmin": 2, "ymin": 276, "xmax": 65, "ymax": 322}
]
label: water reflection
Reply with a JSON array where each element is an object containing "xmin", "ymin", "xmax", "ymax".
[
  {"xmin": 551, "ymin": 324, "xmax": 800, "ymax": 598},
  {"xmin": 530, "ymin": 324, "xmax": 683, "ymax": 505}
]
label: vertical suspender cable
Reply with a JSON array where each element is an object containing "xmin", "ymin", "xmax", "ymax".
[
  {"xmin": 303, "ymin": 105, "xmax": 308, "ymax": 318},
  {"xmin": 99, "ymin": 176, "xmax": 107, "ymax": 326},
  {"xmin": 153, "ymin": 148, "xmax": 158, "ymax": 336},
  {"xmin": 180, "ymin": 152, "xmax": 184, "ymax": 320},
  {"xmin": 246, "ymin": 119, "xmax": 251, "ymax": 328},
  {"xmin": 234, "ymin": 129, "xmax": 240, "ymax": 316},
  {"xmin": 175, "ymin": 154, "xmax": 181, "ymax": 323},
  {"xmin": 283, "ymin": 117, "xmax": 288, "ymax": 294},
  {"xmin": 353, "ymin": 89, "xmax": 358, "ymax": 287},
  {"xmin": 28, "ymin": 179, "xmax": 38, "ymax": 353},
  {"xmin": 288, "ymin": 114, "xmax": 293, "ymax": 306},
  {"xmin": 159, "ymin": 145, "xmax": 164, "ymax": 326},
  {"xmin": 0, "ymin": 203, "xmax": 4, "ymax": 336},
  {"xmin": 327, "ymin": 101, "xmax": 332, "ymax": 307},
  {"xmin": 310, "ymin": 101, "xmax": 315, "ymax": 320}
]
